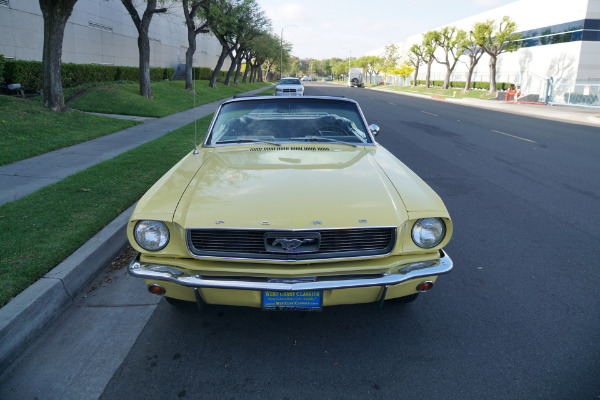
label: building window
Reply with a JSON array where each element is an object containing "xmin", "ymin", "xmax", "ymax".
[
  {"xmin": 88, "ymin": 21, "xmax": 113, "ymax": 32},
  {"xmin": 514, "ymin": 19, "xmax": 600, "ymax": 49}
]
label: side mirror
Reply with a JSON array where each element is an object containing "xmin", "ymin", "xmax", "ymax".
[{"xmin": 369, "ymin": 124, "xmax": 380, "ymax": 136}]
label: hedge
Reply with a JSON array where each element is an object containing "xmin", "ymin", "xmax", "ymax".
[
  {"xmin": 0, "ymin": 54, "xmax": 4, "ymax": 86},
  {"xmin": 192, "ymin": 66, "xmax": 212, "ymax": 80},
  {"xmin": 2, "ymin": 60, "xmax": 204, "ymax": 91},
  {"xmin": 415, "ymin": 80, "xmax": 513, "ymax": 91}
]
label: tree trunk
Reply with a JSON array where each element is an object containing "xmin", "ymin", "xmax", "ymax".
[
  {"xmin": 464, "ymin": 62, "xmax": 476, "ymax": 92},
  {"xmin": 120, "ymin": 0, "xmax": 166, "ymax": 98},
  {"xmin": 224, "ymin": 53, "xmax": 236, "ymax": 86},
  {"xmin": 443, "ymin": 67, "xmax": 451, "ymax": 90},
  {"xmin": 425, "ymin": 59, "xmax": 433, "ymax": 88},
  {"xmin": 185, "ymin": 31, "xmax": 196, "ymax": 91},
  {"xmin": 257, "ymin": 63, "xmax": 263, "ymax": 82},
  {"xmin": 39, "ymin": 0, "xmax": 78, "ymax": 111},
  {"xmin": 242, "ymin": 58, "xmax": 250, "ymax": 84},
  {"xmin": 412, "ymin": 65, "xmax": 419, "ymax": 87},
  {"xmin": 234, "ymin": 55, "xmax": 244, "ymax": 85},
  {"xmin": 210, "ymin": 46, "xmax": 229, "ymax": 88},
  {"xmin": 488, "ymin": 55, "xmax": 497, "ymax": 93},
  {"xmin": 138, "ymin": 32, "xmax": 152, "ymax": 98}
]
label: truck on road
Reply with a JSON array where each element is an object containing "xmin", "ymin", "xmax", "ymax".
[{"xmin": 347, "ymin": 68, "xmax": 364, "ymax": 88}]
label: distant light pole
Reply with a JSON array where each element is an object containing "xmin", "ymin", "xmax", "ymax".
[{"xmin": 280, "ymin": 25, "xmax": 296, "ymax": 79}]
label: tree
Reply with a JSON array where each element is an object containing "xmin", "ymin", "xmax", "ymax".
[
  {"xmin": 422, "ymin": 31, "xmax": 437, "ymax": 88},
  {"xmin": 322, "ymin": 59, "xmax": 332, "ymax": 77},
  {"xmin": 358, "ymin": 55, "xmax": 382, "ymax": 84},
  {"xmin": 462, "ymin": 30, "xmax": 485, "ymax": 92},
  {"xmin": 395, "ymin": 61, "xmax": 415, "ymax": 80},
  {"xmin": 182, "ymin": 0, "xmax": 210, "ymax": 91},
  {"xmin": 432, "ymin": 26, "xmax": 467, "ymax": 89},
  {"xmin": 223, "ymin": 0, "xmax": 269, "ymax": 86},
  {"xmin": 248, "ymin": 31, "xmax": 278, "ymax": 82},
  {"xmin": 330, "ymin": 58, "xmax": 346, "ymax": 79},
  {"xmin": 291, "ymin": 59, "xmax": 301, "ymax": 77},
  {"xmin": 121, "ymin": 0, "xmax": 168, "ymax": 98},
  {"xmin": 408, "ymin": 44, "xmax": 425, "ymax": 87},
  {"xmin": 200, "ymin": 0, "xmax": 236, "ymax": 88},
  {"xmin": 472, "ymin": 16, "xmax": 521, "ymax": 93},
  {"xmin": 381, "ymin": 43, "xmax": 400, "ymax": 82},
  {"xmin": 256, "ymin": 32, "xmax": 284, "ymax": 81},
  {"xmin": 39, "ymin": 0, "xmax": 79, "ymax": 111}
]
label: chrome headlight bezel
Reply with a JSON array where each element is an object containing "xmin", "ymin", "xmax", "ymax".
[
  {"xmin": 134, "ymin": 220, "xmax": 170, "ymax": 251},
  {"xmin": 411, "ymin": 218, "xmax": 446, "ymax": 249}
]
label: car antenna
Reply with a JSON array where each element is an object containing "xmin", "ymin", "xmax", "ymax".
[{"xmin": 193, "ymin": 67, "xmax": 198, "ymax": 155}]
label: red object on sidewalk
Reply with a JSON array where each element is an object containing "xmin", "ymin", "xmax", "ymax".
[{"xmin": 506, "ymin": 87, "xmax": 516, "ymax": 101}]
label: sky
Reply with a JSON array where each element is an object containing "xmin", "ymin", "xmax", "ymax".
[{"xmin": 256, "ymin": 0, "xmax": 517, "ymax": 60}]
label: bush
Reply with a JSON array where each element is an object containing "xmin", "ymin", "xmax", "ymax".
[
  {"xmin": 192, "ymin": 67, "xmax": 212, "ymax": 80},
  {"xmin": 0, "ymin": 54, "xmax": 4, "ymax": 86},
  {"xmin": 115, "ymin": 66, "xmax": 138, "ymax": 81},
  {"xmin": 3, "ymin": 60, "xmax": 43, "ymax": 91},
  {"xmin": 149, "ymin": 67, "xmax": 163, "ymax": 82},
  {"xmin": 2, "ymin": 61, "xmax": 216, "ymax": 91},
  {"xmin": 163, "ymin": 68, "xmax": 175, "ymax": 80}
]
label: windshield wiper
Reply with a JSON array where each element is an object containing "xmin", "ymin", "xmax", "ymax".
[
  {"xmin": 216, "ymin": 138, "xmax": 281, "ymax": 146},
  {"xmin": 288, "ymin": 136, "xmax": 358, "ymax": 148}
]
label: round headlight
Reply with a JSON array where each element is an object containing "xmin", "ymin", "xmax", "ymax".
[
  {"xmin": 134, "ymin": 220, "xmax": 169, "ymax": 251},
  {"xmin": 411, "ymin": 218, "xmax": 446, "ymax": 248}
]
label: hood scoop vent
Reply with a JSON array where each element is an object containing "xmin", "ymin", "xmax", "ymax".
[{"xmin": 250, "ymin": 147, "xmax": 331, "ymax": 152}]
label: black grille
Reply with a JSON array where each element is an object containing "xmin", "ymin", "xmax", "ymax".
[{"xmin": 187, "ymin": 228, "xmax": 396, "ymax": 260}]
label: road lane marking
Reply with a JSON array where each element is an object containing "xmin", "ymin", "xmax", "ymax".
[
  {"xmin": 491, "ymin": 130, "xmax": 536, "ymax": 143},
  {"xmin": 388, "ymin": 102, "xmax": 397, "ymax": 105},
  {"xmin": 421, "ymin": 111, "xmax": 438, "ymax": 117}
]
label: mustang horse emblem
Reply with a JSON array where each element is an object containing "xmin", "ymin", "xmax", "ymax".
[{"xmin": 272, "ymin": 238, "xmax": 315, "ymax": 251}]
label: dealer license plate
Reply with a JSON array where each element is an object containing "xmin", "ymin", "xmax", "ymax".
[{"xmin": 262, "ymin": 291, "xmax": 322, "ymax": 311}]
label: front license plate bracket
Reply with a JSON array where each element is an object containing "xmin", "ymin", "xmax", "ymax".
[{"xmin": 262, "ymin": 290, "xmax": 323, "ymax": 312}]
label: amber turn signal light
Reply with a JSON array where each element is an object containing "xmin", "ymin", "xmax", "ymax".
[
  {"xmin": 147, "ymin": 284, "xmax": 166, "ymax": 295},
  {"xmin": 417, "ymin": 281, "xmax": 434, "ymax": 292}
]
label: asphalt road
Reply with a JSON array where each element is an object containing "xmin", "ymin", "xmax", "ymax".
[{"xmin": 2, "ymin": 82, "xmax": 599, "ymax": 400}]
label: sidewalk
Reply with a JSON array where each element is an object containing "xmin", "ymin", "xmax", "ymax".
[
  {"xmin": 0, "ymin": 85, "xmax": 269, "ymax": 206},
  {"xmin": 0, "ymin": 85, "xmax": 271, "ymax": 371},
  {"xmin": 368, "ymin": 85, "xmax": 600, "ymax": 127}
]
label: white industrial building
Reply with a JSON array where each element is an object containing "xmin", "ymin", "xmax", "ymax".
[
  {"xmin": 0, "ymin": 0, "xmax": 225, "ymax": 70},
  {"xmin": 369, "ymin": 0, "xmax": 600, "ymax": 105}
]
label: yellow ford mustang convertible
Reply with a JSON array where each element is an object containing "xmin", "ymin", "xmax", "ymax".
[{"xmin": 127, "ymin": 96, "xmax": 453, "ymax": 311}]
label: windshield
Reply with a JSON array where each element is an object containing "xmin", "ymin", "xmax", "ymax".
[
  {"xmin": 206, "ymin": 98, "xmax": 373, "ymax": 146},
  {"xmin": 279, "ymin": 78, "xmax": 301, "ymax": 85}
]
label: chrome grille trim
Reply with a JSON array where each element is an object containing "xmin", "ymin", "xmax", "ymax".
[{"xmin": 186, "ymin": 227, "xmax": 396, "ymax": 261}]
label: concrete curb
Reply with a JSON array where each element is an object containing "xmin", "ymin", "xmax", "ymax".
[{"xmin": 0, "ymin": 204, "xmax": 134, "ymax": 372}]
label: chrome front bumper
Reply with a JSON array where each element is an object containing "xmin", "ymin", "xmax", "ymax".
[{"xmin": 128, "ymin": 250, "xmax": 453, "ymax": 292}]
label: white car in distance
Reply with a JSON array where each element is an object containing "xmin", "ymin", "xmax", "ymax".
[{"xmin": 275, "ymin": 77, "xmax": 304, "ymax": 96}]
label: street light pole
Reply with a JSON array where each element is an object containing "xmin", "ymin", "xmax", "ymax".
[{"xmin": 280, "ymin": 25, "xmax": 296, "ymax": 80}]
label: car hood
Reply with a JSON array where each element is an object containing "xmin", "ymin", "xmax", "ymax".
[{"xmin": 173, "ymin": 146, "xmax": 409, "ymax": 230}]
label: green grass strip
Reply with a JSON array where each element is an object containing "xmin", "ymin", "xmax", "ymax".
[
  {"xmin": 0, "ymin": 96, "xmax": 140, "ymax": 166},
  {"xmin": 377, "ymin": 85, "xmax": 496, "ymax": 99},
  {"xmin": 0, "ymin": 115, "xmax": 212, "ymax": 308},
  {"xmin": 0, "ymin": 81, "xmax": 271, "ymax": 166},
  {"xmin": 68, "ymin": 80, "xmax": 271, "ymax": 117}
]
